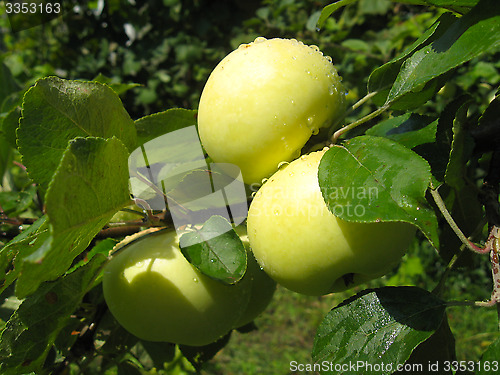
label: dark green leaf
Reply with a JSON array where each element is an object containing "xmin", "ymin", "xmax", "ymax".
[
  {"xmin": 0, "ymin": 187, "xmax": 36, "ymax": 216},
  {"xmin": 444, "ymin": 100, "xmax": 474, "ymax": 191},
  {"xmin": 179, "ymin": 215, "xmax": 247, "ymax": 285},
  {"xmin": 179, "ymin": 332, "xmax": 232, "ymax": 372},
  {"xmin": 0, "ymin": 106, "xmax": 21, "ymax": 149},
  {"xmin": 0, "ymin": 62, "xmax": 21, "ymax": 106},
  {"xmin": 0, "ymin": 256, "xmax": 106, "ymax": 375},
  {"xmin": 0, "ymin": 134, "xmax": 10, "ymax": 185},
  {"xmin": 393, "ymin": 0, "xmax": 478, "ymax": 13},
  {"xmin": 312, "ymin": 287, "xmax": 446, "ymax": 375},
  {"xmin": 14, "ymin": 137, "xmax": 130, "ymax": 298},
  {"xmin": 478, "ymin": 336, "xmax": 500, "ymax": 375},
  {"xmin": 386, "ymin": 0, "xmax": 500, "ymax": 106},
  {"xmin": 393, "ymin": 314, "xmax": 456, "ymax": 374},
  {"xmin": 317, "ymin": 0, "xmax": 359, "ymax": 29},
  {"xmin": 0, "ymin": 217, "xmax": 49, "ymax": 295},
  {"xmin": 92, "ymin": 73, "xmax": 141, "ymax": 96},
  {"xmin": 17, "ymin": 77, "xmax": 137, "ymax": 194},
  {"xmin": 365, "ymin": 113, "xmax": 437, "ymax": 149},
  {"xmin": 132, "ymin": 341, "xmax": 176, "ymax": 370},
  {"xmin": 368, "ymin": 13, "xmax": 456, "ymax": 93},
  {"xmin": 319, "ymin": 136, "xmax": 439, "ymax": 247},
  {"xmin": 135, "ymin": 108, "xmax": 197, "ymax": 146}
]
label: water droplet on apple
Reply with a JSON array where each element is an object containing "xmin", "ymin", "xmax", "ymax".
[
  {"xmin": 311, "ymin": 127, "xmax": 319, "ymax": 135},
  {"xmin": 254, "ymin": 36, "xmax": 267, "ymax": 44},
  {"xmin": 325, "ymin": 56, "xmax": 333, "ymax": 63},
  {"xmin": 261, "ymin": 178, "xmax": 269, "ymax": 184},
  {"xmin": 277, "ymin": 161, "xmax": 289, "ymax": 169},
  {"xmin": 193, "ymin": 278, "xmax": 199, "ymax": 283}
]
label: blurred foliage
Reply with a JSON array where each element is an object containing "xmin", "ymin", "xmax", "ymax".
[{"xmin": 3, "ymin": 0, "xmax": 488, "ymax": 119}]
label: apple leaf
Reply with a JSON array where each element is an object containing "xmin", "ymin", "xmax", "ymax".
[
  {"xmin": 135, "ymin": 108, "xmax": 198, "ymax": 146},
  {"xmin": 316, "ymin": 0, "xmax": 359, "ymax": 29},
  {"xmin": 17, "ymin": 77, "xmax": 137, "ymax": 194},
  {"xmin": 179, "ymin": 215, "xmax": 247, "ymax": 285},
  {"xmin": 312, "ymin": 287, "xmax": 446, "ymax": 375},
  {"xmin": 0, "ymin": 255, "xmax": 106, "ymax": 375},
  {"xmin": 385, "ymin": 0, "xmax": 500, "ymax": 107},
  {"xmin": 318, "ymin": 135, "xmax": 439, "ymax": 248},
  {"xmin": 12, "ymin": 137, "xmax": 130, "ymax": 298},
  {"xmin": 478, "ymin": 337, "xmax": 500, "ymax": 375},
  {"xmin": 368, "ymin": 13, "xmax": 456, "ymax": 94},
  {"xmin": 0, "ymin": 134, "xmax": 10, "ymax": 185},
  {"xmin": 0, "ymin": 62, "xmax": 20, "ymax": 106},
  {"xmin": 365, "ymin": 113, "xmax": 437, "ymax": 149},
  {"xmin": 0, "ymin": 216, "xmax": 49, "ymax": 295}
]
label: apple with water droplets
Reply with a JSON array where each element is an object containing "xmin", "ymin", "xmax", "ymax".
[
  {"xmin": 247, "ymin": 149, "xmax": 416, "ymax": 296},
  {"xmin": 198, "ymin": 37, "xmax": 346, "ymax": 185}
]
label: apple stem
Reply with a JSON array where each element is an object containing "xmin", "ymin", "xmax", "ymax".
[
  {"xmin": 430, "ymin": 187, "xmax": 484, "ymax": 254},
  {"xmin": 331, "ymin": 104, "xmax": 389, "ymax": 142}
]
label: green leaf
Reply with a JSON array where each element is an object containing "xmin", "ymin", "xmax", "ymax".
[
  {"xmin": 135, "ymin": 108, "xmax": 197, "ymax": 146},
  {"xmin": 179, "ymin": 215, "xmax": 247, "ymax": 285},
  {"xmin": 385, "ymin": 0, "xmax": 500, "ymax": 106},
  {"xmin": 393, "ymin": 314, "xmax": 456, "ymax": 374},
  {"xmin": 0, "ymin": 217, "xmax": 49, "ymax": 295},
  {"xmin": 0, "ymin": 134, "xmax": 10, "ymax": 185},
  {"xmin": 318, "ymin": 136, "xmax": 439, "ymax": 248},
  {"xmin": 92, "ymin": 73, "xmax": 141, "ymax": 96},
  {"xmin": 0, "ymin": 187, "xmax": 36, "ymax": 217},
  {"xmin": 365, "ymin": 113, "xmax": 437, "ymax": 149},
  {"xmin": 312, "ymin": 287, "xmax": 446, "ymax": 375},
  {"xmin": 444, "ymin": 100, "xmax": 474, "ymax": 191},
  {"xmin": 317, "ymin": 0, "xmax": 359, "ymax": 29},
  {"xmin": 368, "ymin": 13, "xmax": 455, "ymax": 93},
  {"xmin": 17, "ymin": 77, "xmax": 137, "ymax": 194},
  {"xmin": 478, "ymin": 336, "xmax": 500, "ymax": 375},
  {"xmin": 0, "ymin": 106, "xmax": 21, "ymax": 149},
  {"xmin": 179, "ymin": 333, "xmax": 232, "ymax": 372},
  {"xmin": 14, "ymin": 137, "xmax": 130, "ymax": 298},
  {"xmin": 0, "ymin": 256, "xmax": 106, "ymax": 375},
  {"xmin": 394, "ymin": 0, "xmax": 478, "ymax": 13},
  {"xmin": 0, "ymin": 62, "xmax": 21, "ymax": 106}
]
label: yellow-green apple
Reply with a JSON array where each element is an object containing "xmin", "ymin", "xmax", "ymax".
[
  {"xmin": 102, "ymin": 229, "xmax": 251, "ymax": 346},
  {"xmin": 246, "ymin": 150, "xmax": 416, "ymax": 296},
  {"xmin": 198, "ymin": 37, "xmax": 346, "ymax": 185}
]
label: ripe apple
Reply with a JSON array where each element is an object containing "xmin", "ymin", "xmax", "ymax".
[
  {"xmin": 233, "ymin": 226, "xmax": 276, "ymax": 328},
  {"xmin": 102, "ymin": 229, "xmax": 252, "ymax": 346},
  {"xmin": 198, "ymin": 37, "xmax": 346, "ymax": 186},
  {"xmin": 246, "ymin": 150, "xmax": 416, "ymax": 296}
]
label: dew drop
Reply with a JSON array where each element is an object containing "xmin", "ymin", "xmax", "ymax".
[
  {"xmin": 311, "ymin": 127, "xmax": 319, "ymax": 135},
  {"xmin": 210, "ymin": 259, "xmax": 215, "ymax": 263},
  {"xmin": 329, "ymin": 86, "xmax": 337, "ymax": 96},
  {"xmin": 274, "ymin": 210, "xmax": 279, "ymax": 216},
  {"xmin": 254, "ymin": 36, "xmax": 267, "ymax": 44},
  {"xmin": 261, "ymin": 178, "xmax": 269, "ymax": 184},
  {"xmin": 307, "ymin": 116, "xmax": 315, "ymax": 126},
  {"xmin": 136, "ymin": 261, "xmax": 144, "ymax": 268},
  {"xmin": 310, "ymin": 44, "xmax": 320, "ymax": 52},
  {"xmin": 325, "ymin": 56, "xmax": 333, "ymax": 63},
  {"xmin": 277, "ymin": 161, "xmax": 289, "ymax": 169},
  {"xmin": 193, "ymin": 278, "xmax": 199, "ymax": 283}
]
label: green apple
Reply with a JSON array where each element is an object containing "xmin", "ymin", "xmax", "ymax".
[
  {"xmin": 198, "ymin": 37, "xmax": 346, "ymax": 186},
  {"xmin": 246, "ymin": 150, "xmax": 416, "ymax": 296},
  {"xmin": 102, "ymin": 229, "xmax": 251, "ymax": 346},
  {"xmin": 233, "ymin": 226, "xmax": 276, "ymax": 328}
]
